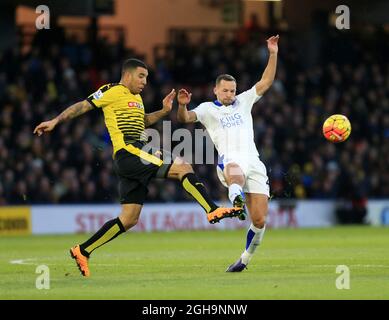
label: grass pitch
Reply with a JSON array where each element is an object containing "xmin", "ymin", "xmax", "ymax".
[{"xmin": 0, "ymin": 226, "xmax": 388, "ymax": 300}]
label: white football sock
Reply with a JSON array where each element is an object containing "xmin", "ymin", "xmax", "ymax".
[
  {"xmin": 228, "ymin": 183, "xmax": 243, "ymax": 204},
  {"xmin": 241, "ymin": 224, "xmax": 266, "ymax": 265}
]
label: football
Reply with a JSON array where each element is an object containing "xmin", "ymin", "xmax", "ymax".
[{"xmin": 322, "ymin": 114, "xmax": 351, "ymax": 143}]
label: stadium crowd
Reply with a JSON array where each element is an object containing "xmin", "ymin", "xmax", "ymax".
[{"xmin": 0, "ymin": 23, "xmax": 388, "ymax": 205}]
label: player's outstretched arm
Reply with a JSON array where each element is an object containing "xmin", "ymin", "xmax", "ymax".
[
  {"xmin": 144, "ymin": 89, "xmax": 176, "ymax": 127},
  {"xmin": 177, "ymin": 89, "xmax": 197, "ymax": 123},
  {"xmin": 255, "ymin": 35, "xmax": 279, "ymax": 96},
  {"xmin": 33, "ymin": 99, "xmax": 93, "ymax": 136}
]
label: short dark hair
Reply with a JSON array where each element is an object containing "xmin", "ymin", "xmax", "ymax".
[
  {"xmin": 215, "ymin": 74, "xmax": 236, "ymax": 86},
  {"xmin": 122, "ymin": 58, "xmax": 147, "ymax": 75}
]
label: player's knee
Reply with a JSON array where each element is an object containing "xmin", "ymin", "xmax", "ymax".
[
  {"xmin": 167, "ymin": 157, "xmax": 195, "ymax": 180},
  {"xmin": 119, "ymin": 215, "xmax": 138, "ymax": 230},
  {"xmin": 174, "ymin": 158, "xmax": 194, "ymax": 179},
  {"xmin": 180, "ymin": 162, "xmax": 194, "ymax": 175},
  {"xmin": 225, "ymin": 163, "xmax": 245, "ymax": 185},
  {"xmin": 252, "ymin": 215, "xmax": 266, "ymax": 229},
  {"xmin": 229, "ymin": 175, "xmax": 245, "ymax": 186},
  {"xmin": 119, "ymin": 209, "xmax": 140, "ymax": 230}
]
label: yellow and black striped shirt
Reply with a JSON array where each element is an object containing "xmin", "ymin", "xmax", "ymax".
[{"xmin": 87, "ymin": 83, "xmax": 147, "ymax": 156}]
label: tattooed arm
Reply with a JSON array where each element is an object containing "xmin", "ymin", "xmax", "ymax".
[{"xmin": 33, "ymin": 100, "xmax": 93, "ymax": 136}]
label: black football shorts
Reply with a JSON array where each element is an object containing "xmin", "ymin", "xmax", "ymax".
[{"xmin": 113, "ymin": 141, "xmax": 173, "ymax": 205}]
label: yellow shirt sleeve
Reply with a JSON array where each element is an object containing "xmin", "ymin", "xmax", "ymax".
[{"xmin": 87, "ymin": 85, "xmax": 116, "ymax": 109}]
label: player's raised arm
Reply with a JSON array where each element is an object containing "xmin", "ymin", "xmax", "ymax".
[
  {"xmin": 255, "ymin": 35, "xmax": 279, "ymax": 96},
  {"xmin": 33, "ymin": 99, "xmax": 93, "ymax": 136},
  {"xmin": 177, "ymin": 89, "xmax": 197, "ymax": 123},
  {"xmin": 144, "ymin": 89, "xmax": 176, "ymax": 127}
]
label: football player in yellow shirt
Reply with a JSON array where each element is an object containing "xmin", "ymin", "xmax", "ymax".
[{"xmin": 34, "ymin": 58, "xmax": 242, "ymax": 277}]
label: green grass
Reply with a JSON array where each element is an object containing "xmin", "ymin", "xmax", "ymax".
[{"xmin": 0, "ymin": 226, "xmax": 388, "ymax": 299}]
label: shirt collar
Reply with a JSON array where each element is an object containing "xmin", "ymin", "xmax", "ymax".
[{"xmin": 213, "ymin": 100, "xmax": 236, "ymax": 107}]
